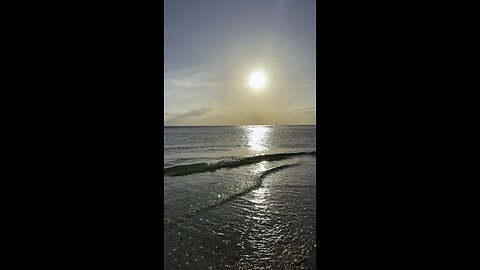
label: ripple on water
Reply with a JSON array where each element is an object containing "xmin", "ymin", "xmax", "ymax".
[{"xmin": 164, "ymin": 158, "xmax": 316, "ymax": 269}]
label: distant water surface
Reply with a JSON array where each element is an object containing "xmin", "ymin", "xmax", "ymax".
[{"xmin": 164, "ymin": 125, "xmax": 316, "ymax": 269}]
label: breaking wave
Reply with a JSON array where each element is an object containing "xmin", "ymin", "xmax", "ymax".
[{"xmin": 164, "ymin": 151, "xmax": 316, "ymax": 176}]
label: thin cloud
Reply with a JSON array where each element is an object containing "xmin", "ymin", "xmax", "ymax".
[
  {"xmin": 273, "ymin": 79, "xmax": 316, "ymax": 89},
  {"xmin": 164, "ymin": 108, "xmax": 212, "ymax": 125},
  {"xmin": 295, "ymin": 106, "xmax": 316, "ymax": 113},
  {"xmin": 164, "ymin": 65, "xmax": 221, "ymax": 89}
]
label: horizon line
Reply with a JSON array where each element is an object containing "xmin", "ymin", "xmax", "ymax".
[{"xmin": 164, "ymin": 124, "xmax": 316, "ymax": 127}]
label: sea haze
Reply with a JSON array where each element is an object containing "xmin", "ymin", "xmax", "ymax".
[{"xmin": 164, "ymin": 125, "xmax": 316, "ymax": 269}]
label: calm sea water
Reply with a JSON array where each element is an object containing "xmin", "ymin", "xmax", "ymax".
[{"xmin": 164, "ymin": 125, "xmax": 316, "ymax": 269}]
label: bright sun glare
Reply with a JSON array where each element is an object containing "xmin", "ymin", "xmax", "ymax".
[{"xmin": 248, "ymin": 70, "xmax": 267, "ymax": 91}]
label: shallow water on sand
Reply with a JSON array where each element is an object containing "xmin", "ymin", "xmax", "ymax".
[{"xmin": 164, "ymin": 126, "xmax": 316, "ymax": 269}]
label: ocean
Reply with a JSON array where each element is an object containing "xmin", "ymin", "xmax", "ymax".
[{"xmin": 164, "ymin": 125, "xmax": 316, "ymax": 269}]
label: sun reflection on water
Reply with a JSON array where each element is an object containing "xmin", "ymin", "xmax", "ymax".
[
  {"xmin": 252, "ymin": 161, "xmax": 268, "ymax": 175},
  {"xmin": 251, "ymin": 187, "xmax": 269, "ymax": 210},
  {"xmin": 244, "ymin": 126, "xmax": 272, "ymax": 153}
]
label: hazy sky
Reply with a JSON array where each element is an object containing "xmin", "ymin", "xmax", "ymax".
[{"xmin": 164, "ymin": 0, "xmax": 316, "ymax": 126}]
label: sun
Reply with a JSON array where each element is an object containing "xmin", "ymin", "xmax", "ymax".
[{"xmin": 247, "ymin": 69, "xmax": 267, "ymax": 91}]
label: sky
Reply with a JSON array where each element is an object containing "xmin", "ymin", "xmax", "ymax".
[{"xmin": 164, "ymin": 0, "xmax": 316, "ymax": 126}]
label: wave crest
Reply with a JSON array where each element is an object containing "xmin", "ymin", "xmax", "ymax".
[{"xmin": 164, "ymin": 151, "xmax": 315, "ymax": 176}]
